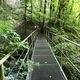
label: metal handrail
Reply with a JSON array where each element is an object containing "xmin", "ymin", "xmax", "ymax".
[
  {"xmin": 46, "ymin": 31, "xmax": 80, "ymax": 74},
  {"xmin": 10, "ymin": 31, "xmax": 37, "ymax": 78},
  {"xmin": 0, "ymin": 30, "xmax": 37, "ymax": 65},
  {"xmin": 16, "ymin": 40, "xmax": 33, "ymax": 77},
  {"xmin": 46, "ymin": 31, "xmax": 80, "ymax": 47}
]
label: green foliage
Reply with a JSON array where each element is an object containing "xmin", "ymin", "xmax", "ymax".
[
  {"xmin": 0, "ymin": 6, "xmax": 4, "ymax": 14},
  {"xmin": 0, "ymin": 0, "xmax": 80, "ymax": 79},
  {"xmin": 0, "ymin": 20, "xmax": 11, "ymax": 32},
  {"xmin": 48, "ymin": 27, "xmax": 63, "ymax": 34},
  {"xmin": 19, "ymin": 59, "xmax": 39, "ymax": 79},
  {"xmin": 52, "ymin": 42, "xmax": 80, "ymax": 79},
  {"xmin": 53, "ymin": 42, "xmax": 78, "ymax": 56},
  {"xmin": 0, "ymin": 16, "xmax": 16, "ymax": 32},
  {"xmin": 0, "ymin": 29, "xmax": 28, "ymax": 60},
  {"xmin": 4, "ymin": 59, "xmax": 40, "ymax": 80},
  {"xmin": 2, "ymin": 30, "xmax": 20, "ymax": 42},
  {"xmin": 49, "ymin": 26, "xmax": 80, "ymax": 42},
  {"xmin": 27, "ymin": 59, "xmax": 40, "ymax": 72},
  {"xmin": 0, "ymin": 29, "xmax": 20, "ymax": 51}
]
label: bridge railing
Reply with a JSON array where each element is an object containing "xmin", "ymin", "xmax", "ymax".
[
  {"xmin": 0, "ymin": 30, "xmax": 38, "ymax": 80},
  {"xmin": 46, "ymin": 30, "xmax": 80, "ymax": 79}
]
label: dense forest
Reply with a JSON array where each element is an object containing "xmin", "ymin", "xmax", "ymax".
[{"xmin": 0, "ymin": 0, "xmax": 80, "ymax": 80}]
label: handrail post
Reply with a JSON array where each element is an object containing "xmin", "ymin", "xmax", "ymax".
[
  {"xmin": 60, "ymin": 39, "xmax": 64, "ymax": 67},
  {"xmin": 0, "ymin": 64, "xmax": 4, "ymax": 80},
  {"xmin": 51, "ymin": 33, "xmax": 53, "ymax": 47},
  {"xmin": 46, "ymin": 31, "xmax": 48, "ymax": 40},
  {"xmin": 60, "ymin": 51, "xmax": 63, "ymax": 67},
  {"xmin": 32, "ymin": 33, "xmax": 34, "ymax": 50},
  {"xmin": 49, "ymin": 32, "xmax": 52, "ymax": 46},
  {"xmin": 49, "ymin": 33, "xmax": 52, "ymax": 40},
  {"xmin": 45, "ymin": 30, "xmax": 47, "ymax": 38},
  {"xmin": 48, "ymin": 32, "xmax": 49, "ymax": 42}
]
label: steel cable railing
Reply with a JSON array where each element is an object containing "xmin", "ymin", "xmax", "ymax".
[
  {"xmin": 46, "ymin": 30, "xmax": 80, "ymax": 79},
  {"xmin": 16, "ymin": 34, "xmax": 37, "ymax": 79},
  {"xmin": 8, "ymin": 49, "xmax": 26, "ymax": 76},
  {"xmin": 16, "ymin": 42, "xmax": 33, "ymax": 78},
  {"xmin": 0, "ymin": 30, "xmax": 38, "ymax": 80},
  {"xmin": 0, "ymin": 30, "xmax": 37, "ymax": 65}
]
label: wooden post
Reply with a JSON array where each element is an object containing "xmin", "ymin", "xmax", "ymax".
[{"xmin": 0, "ymin": 64, "xmax": 4, "ymax": 80}]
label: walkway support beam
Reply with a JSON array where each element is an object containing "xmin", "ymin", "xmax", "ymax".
[{"xmin": 0, "ymin": 64, "xmax": 4, "ymax": 80}]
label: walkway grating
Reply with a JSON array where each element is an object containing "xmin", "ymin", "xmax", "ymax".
[{"xmin": 27, "ymin": 36, "xmax": 67, "ymax": 80}]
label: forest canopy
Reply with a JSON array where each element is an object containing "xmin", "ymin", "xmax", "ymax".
[{"xmin": 0, "ymin": 0, "xmax": 80, "ymax": 80}]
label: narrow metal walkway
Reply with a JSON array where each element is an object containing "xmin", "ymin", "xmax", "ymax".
[{"xmin": 28, "ymin": 36, "xmax": 67, "ymax": 80}]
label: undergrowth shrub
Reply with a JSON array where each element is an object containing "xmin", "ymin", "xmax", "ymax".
[{"xmin": 53, "ymin": 42, "xmax": 80, "ymax": 80}]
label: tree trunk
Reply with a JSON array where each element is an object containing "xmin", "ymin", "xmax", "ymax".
[
  {"xmin": 39, "ymin": 0, "xmax": 42, "ymax": 20},
  {"xmin": 31, "ymin": 0, "xmax": 33, "ymax": 22},
  {"xmin": 50, "ymin": 0, "xmax": 53, "ymax": 20},
  {"xmin": 56, "ymin": 0, "xmax": 69, "ymax": 27},
  {"xmin": 0, "ymin": 0, "xmax": 5, "ymax": 5},
  {"xmin": 24, "ymin": 0, "xmax": 28, "ymax": 33},
  {"xmin": 41, "ymin": 0, "xmax": 47, "ymax": 33},
  {"xmin": 0, "ymin": 0, "xmax": 1, "ymax": 5}
]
